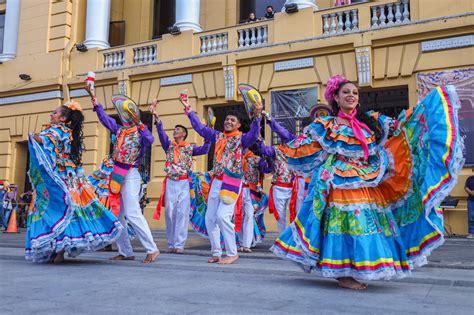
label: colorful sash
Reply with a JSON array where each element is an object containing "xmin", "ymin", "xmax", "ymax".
[
  {"xmin": 153, "ymin": 175, "xmax": 189, "ymax": 220},
  {"xmin": 219, "ymin": 168, "xmax": 243, "ymax": 205}
]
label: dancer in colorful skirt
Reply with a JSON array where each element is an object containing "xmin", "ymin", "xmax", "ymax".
[
  {"xmin": 182, "ymin": 97, "xmax": 263, "ymax": 264},
  {"xmin": 150, "ymin": 99, "xmax": 211, "ymax": 254},
  {"xmin": 90, "ymin": 90, "xmax": 160, "ymax": 263},
  {"xmin": 25, "ymin": 101, "xmax": 123, "ymax": 263},
  {"xmin": 271, "ymin": 75, "xmax": 464, "ymax": 289},
  {"xmin": 239, "ymin": 146, "xmax": 273, "ymax": 252}
]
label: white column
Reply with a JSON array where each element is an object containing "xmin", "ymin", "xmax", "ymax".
[
  {"xmin": 174, "ymin": 0, "xmax": 202, "ymax": 32},
  {"xmin": 0, "ymin": 0, "xmax": 22, "ymax": 62},
  {"xmin": 84, "ymin": 0, "xmax": 111, "ymax": 49},
  {"xmin": 283, "ymin": 0, "xmax": 319, "ymax": 11}
]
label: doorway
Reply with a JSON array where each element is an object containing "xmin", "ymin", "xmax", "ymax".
[{"xmin": 152, "ymin": 0, "xmax": 176, "ymax": 39}]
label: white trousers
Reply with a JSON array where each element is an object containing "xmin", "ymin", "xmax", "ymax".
[
  {"xmin": 272, "ymin": 185, "xmax": 293, "ymax": 234},
  {"xmin": 239, "ymin": 187, "xmax": 254, "ymax": 249},
  {"xmin": 164, "ymin": 178, "xmax": 190, "ymax": 249},
  {"xmin": 205, "ymin": 179, "xmax": 241, "ymax": 257},
  {"xmin": 115, "ymin": 168, "xmax": 159, "ymax": 256},
  {"xmin": 296, "ymin": 176, "xmax": 306, "ymax": 213}
]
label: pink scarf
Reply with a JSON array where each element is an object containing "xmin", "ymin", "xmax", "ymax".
[{"xmin": 338, "ymin": 109, "xmax": 371, "ymax": 160}]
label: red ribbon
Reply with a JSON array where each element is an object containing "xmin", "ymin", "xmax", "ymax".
[
  {"xmin": 289, "ymin": 178, "xmax": 298, "ymax": 223},
  {"xmin": 234, "ymin": 191, "xmax": 244, "ymax": 232},
  {"xmin": 154, "ymin": 177, "xmax": 167, "ymax": 220}
]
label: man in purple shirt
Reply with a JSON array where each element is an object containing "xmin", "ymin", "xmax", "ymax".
[
  {"xmin": 182, "ymin": 97, "xmax": 262, "ymax": 264},
  {"xmin": 150, "ymin": 100, "xmax": 211, "ymax": 254},
  {"xmin": 259, "ymin": 116, "xmax": 311, "ymax": 233},
  {"xmin": 91, "ymin": 94, "xmax": 160, "ymax": 263}
]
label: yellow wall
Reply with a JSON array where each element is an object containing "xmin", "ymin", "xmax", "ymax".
[{"xmin": 1, "ymin": 0, "xmax": 473, "ymax": 234}]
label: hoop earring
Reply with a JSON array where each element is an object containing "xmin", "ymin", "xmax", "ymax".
[{"xmin": 357, "ymin": 103, "xmax": 361, "ymax": 108}]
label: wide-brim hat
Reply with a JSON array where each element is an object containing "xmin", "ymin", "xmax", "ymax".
[
  {"xmin": 309, "ymin": 103, "xmax": 332, "ymax": 120},
  {"xmin": 238, "ymin": 84, "xmax": 263, "ymax": 120},
  {"xmin": 111, "ymin": 94, "xmax": 140, "ymax": 126}
]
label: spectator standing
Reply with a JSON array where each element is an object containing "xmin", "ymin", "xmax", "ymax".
[
  {"xmin": 247, "ymin": 12, "xmax": 258, "ymax": 23},
  {"xmin": 0, "ymin": 182, "xmax": 6, "ymax": 229},
  {"xmin": 465, "ymin": 175, "xmax": 474, "ymax": 239},
  {"xmin": 333, "ymin": 0, "xmax": 351, "ymax": 6},
  {"xmin": 264, "ymin": 5, "xmax": 274, "ymax": 19}
]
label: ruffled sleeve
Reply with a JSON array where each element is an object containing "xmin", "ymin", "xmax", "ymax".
[
  {"xmin": 367, "ymin": 111, "xmax": 398, "ymax": 145},
  {"xmin": 35, "ymin": 125, "xmax": 72, "ymax": 165},
  {"xmin": 281, "ymin": 132, "xmax": 326, "ymax": 176}
]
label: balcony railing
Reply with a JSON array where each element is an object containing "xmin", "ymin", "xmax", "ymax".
[
  {"xmin": 323, "ymin": 9, "xmax": 359, "ymax": 35},
  {"xmin": 133, "ymin": 44, "xmax": 157, "ymax": 64},
  {"xmin": 200, "ymin": 32, "xmax": 228, "ymax": 54},
  {"xmin": 237, "ymin": 24, "xmax": 268, "ymax": 48},
  {"xmin": 103, "ymin": 49, "xmax": 125, "ymax": 69},
  {"xmin": 371, "ymin": 0, "xmax": 410, "ymax": 28}
]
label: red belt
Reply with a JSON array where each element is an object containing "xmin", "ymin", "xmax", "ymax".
[
  {"xmin": 271, "ymin": 181, "xmax": 293, "ymax": 188},
  {"xmin": 169, "ymin": 175, "xmax": 189, "ymax": 181}
]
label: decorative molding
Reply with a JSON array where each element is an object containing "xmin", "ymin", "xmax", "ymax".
[
  {"xmin": 118, "ymin": 81, "xmax": 128, "ymax": 95},
  {"xmin": 0, "ymin": 90, "xmax": 63, "ymax": 106},
  {"xmin": 421, "ymin": 35, "xmax": 474, "ymax": 52},
  {"xmin": 355, "ymin": 47, "xmax": 372, "ymax": 87},
  {"xmin": 223, "ymin": 65, "xmax": 236, "ymax": 101},
  {"xmin": 274, "ymin": 57, "xmax": 314, "ymax": 72},
  {"xmin": 69, "ymin": 89, "xmax": 89, "ymax": 98},
  {"xmin": 160, "ymin": 74, "xmax": 193, "ymax": 86}
]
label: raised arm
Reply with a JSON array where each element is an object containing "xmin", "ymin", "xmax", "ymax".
[
  {"xmin": 268, "ymin": 119, "xmax": 296, "ymax": 144},
  {"xmin": 187, "ymin": 111, "xmax": 218, "ymax": 143},
  {"xmin": 155, "ymin": 120, "xmax": 171, "ymax": 152},
  {"xmin": 257, "ymin": 139, "xmax": 276, "ymax": 158},
  {"xmin": 192, "ymin": 139, "xmax": 211, "ymax": 156},
  {"xmin": 138, "ymin": 124, "xmax": 154, "ymax": 146},
  {"xmin": 93, "ymin": 103, "xmax": 119, "ymax": 134},
  {"xmin": 242, "ymin": 117, "xmax": 262, "ymax": 149}
]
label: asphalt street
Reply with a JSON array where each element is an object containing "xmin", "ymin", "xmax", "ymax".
[{"xmin": 1, "ymin": 231, "xmax": 474, "ymax": 314}]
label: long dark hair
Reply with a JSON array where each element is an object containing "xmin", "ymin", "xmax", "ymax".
[
  {"xmin": 60, "ymin": 105, "xmax": 84, "ymax": 165},
  {"xmin": 330, "ymin": 82, "xmax": 382, "ymax": 142}
]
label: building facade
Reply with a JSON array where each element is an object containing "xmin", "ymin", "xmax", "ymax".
[{"xmin": 0, "ymin": 0, "xmax": 473, "ymax": 233}]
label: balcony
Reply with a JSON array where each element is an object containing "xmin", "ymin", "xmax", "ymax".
[{"xmin": 86, "ymin": 0, "xmax": 472, "ymax": 73}]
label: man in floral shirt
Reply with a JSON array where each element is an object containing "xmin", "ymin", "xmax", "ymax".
[
  {"xmin": 150, "ymin": 100, "xmax": 211, "ymax": 254},
  {"xmin": 183, "ymin": 97, "xmax": 262, "ymax": 265}
]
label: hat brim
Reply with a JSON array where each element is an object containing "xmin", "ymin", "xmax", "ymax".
[
  {"xmin": 238, "ymin": 84, "xmax": 263, "ymax": 120},
  {"xmin": 111, "ymin": 94, "xmax": 140, "ymax": 126}
]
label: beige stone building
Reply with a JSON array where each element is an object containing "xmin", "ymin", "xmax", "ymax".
[{"xmin": 0, "ymin": 0, "xmax": 473, "ymax": 233}]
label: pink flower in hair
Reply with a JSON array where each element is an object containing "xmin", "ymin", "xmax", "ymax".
[{"xmin": 324, "ymin": 75, "xmax": 349, "ymax": 104}]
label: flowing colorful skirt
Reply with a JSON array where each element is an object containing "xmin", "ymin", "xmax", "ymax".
[
  {"xmin": 25, "ymin": 139, "xmax": 123, "ymax": 263},
  {"xmin": 189, "ymin": 172, "xmax": 267, "ymax": 246},
  {"xmin": 271, "ymin": 86, "xmax": 464, "ymax": 280}
]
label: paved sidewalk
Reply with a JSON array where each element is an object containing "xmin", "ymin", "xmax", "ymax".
[{"xmin": 2, "ymin": 229, "xmax": 474, "ymax": 269}]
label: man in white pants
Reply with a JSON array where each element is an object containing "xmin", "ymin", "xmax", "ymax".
[
  {"xmin": 239, "ymin": 149, "xmax": 273, "ymax": 252},
  {"xmin": 258, "ymin": 140, "xmax": 296, "ymax": 234},
  {"xmin": 150, "ymin": 100, "xmax": 210, "ymax": 254},
  {"xmin": 92, "ymin": 93, "xmax": 160, "ymax": 263},
  {"xmin": 184, "ymin": 99, "xmax": 262, "ymax": 264}
]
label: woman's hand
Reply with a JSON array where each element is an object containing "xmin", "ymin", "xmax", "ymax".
[{"xmin": 32, "ymin": 134, "xmax": 43, "ymax": 144}]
